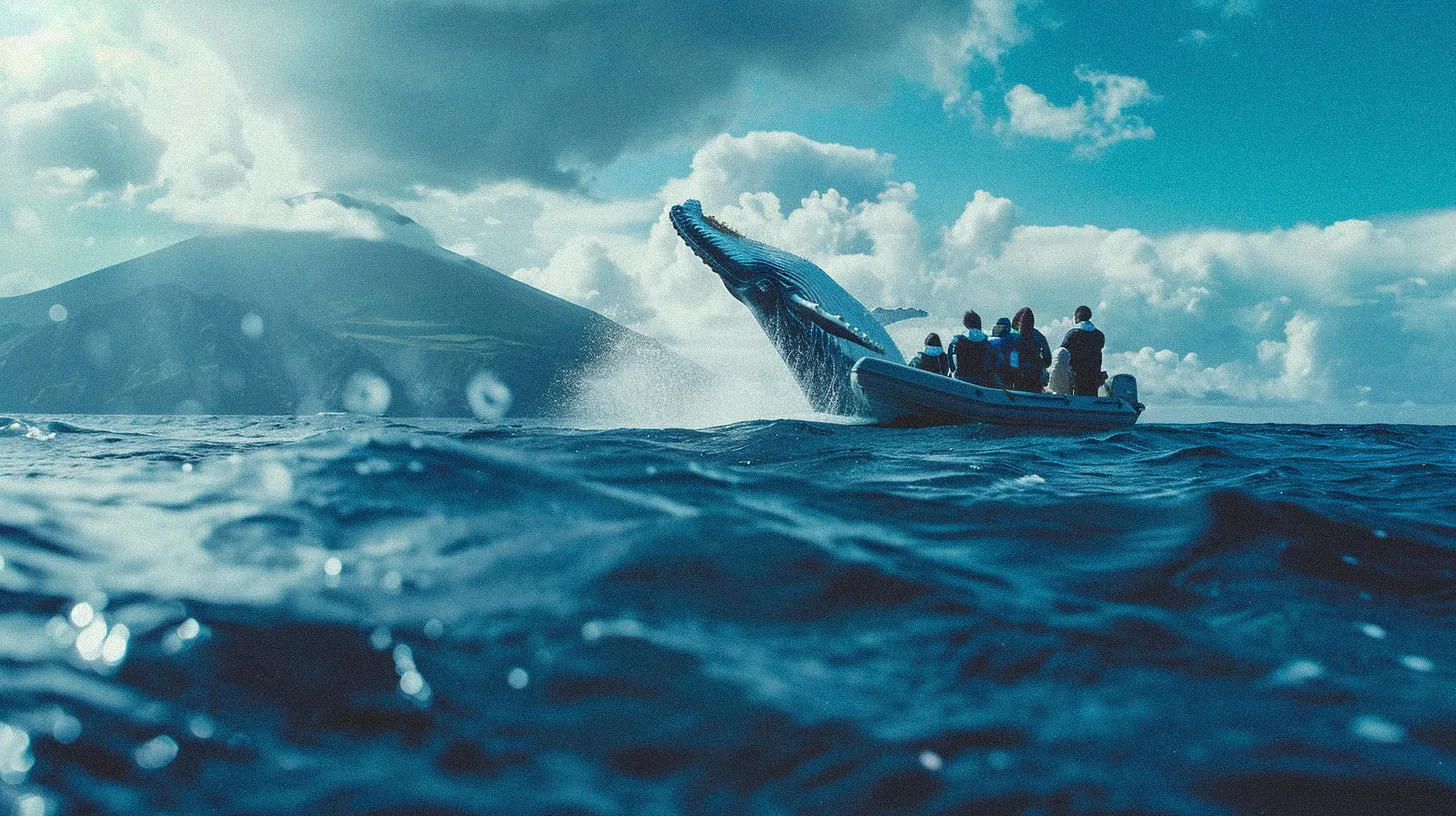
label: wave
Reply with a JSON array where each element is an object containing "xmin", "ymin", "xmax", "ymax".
[{"xmin": 0, "ymin": 418, "xmax": 1454, "ymax": 814}]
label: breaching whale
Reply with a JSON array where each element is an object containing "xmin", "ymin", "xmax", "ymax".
[{"xmin": 669, "ymin": 199, "xmax": 903, "ymax": 416}]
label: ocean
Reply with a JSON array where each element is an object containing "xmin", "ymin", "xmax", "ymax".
[{"xmin": 1, "ymin": 414, "xmax": 1454, "ymax": 815}]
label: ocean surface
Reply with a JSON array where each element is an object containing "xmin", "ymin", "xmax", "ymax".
[{"xmin": 1, "ymin": 414, "xmax": 1454, "ymax": 815}]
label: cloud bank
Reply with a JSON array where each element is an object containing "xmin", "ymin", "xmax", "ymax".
[{"xmin": 399, "ymin": 132, "xmax": 1456, "ymax": 416}]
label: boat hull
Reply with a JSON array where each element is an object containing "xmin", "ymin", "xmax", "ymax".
[{"xmin": 850, "ymin": 357, "xmax": 1142, "ymax": 430}]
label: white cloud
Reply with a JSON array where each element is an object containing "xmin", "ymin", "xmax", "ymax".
[
  {"xmin": 1180, "ymin": 29, "xmax": 1214, "ymax": 46},
  {"xmin": 924, "ymin": 0, "xmax": 1034, "ymax": 107},
  {"xmin": 1001, "ymin": 68, "xmax": 1158, "ymax": 154},
  {"xmin": 1, "ymin": 11, "xmax": 317, "ymax": 229},
  {"xmin": 660, "ymin": 131, "xmax": 896, "ymax": 215},
  {"xmin": 404, "ymin": 131, "xmax": 1456, "ymax": 413},
  {"xmin": 513, "ymin": 237, "xmax": 653, "ymax": 325},
  {"xmin": 1196, "ymin": 0, "xmax": 1258, "ymax": 19}
]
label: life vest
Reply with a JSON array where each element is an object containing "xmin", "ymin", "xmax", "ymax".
[{"xmin": 950, "ymin": 332, "xmax": 988, "ymax": 379}]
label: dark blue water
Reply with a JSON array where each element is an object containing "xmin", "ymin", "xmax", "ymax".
[{"xmin": 1, "ymin": 415, "xmax": 1454, "ymax": 815}]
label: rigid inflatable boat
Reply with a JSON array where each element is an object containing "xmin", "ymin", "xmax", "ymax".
[{"xmin": 851, "ymin": 357, "xmax": 1144, "ymax": 430}]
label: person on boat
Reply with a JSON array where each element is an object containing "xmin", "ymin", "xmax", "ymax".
[
  {"xmin": 1046, "ymin": 347, "xmax": 1073, "ymax": 395},
  {"xmin": 1060, "ymin": 305, "xmax": 1106, "ymax": 397},
  {"xmin": 948, "ymin": 311, "xmax": 1001, "ymax": 387},
  {"xmin": 1011, "ymin": 307, "xmax": 1052, "ymax": 392},
  {"xmin": 987, "ymin": 317, "xmax": 1019, "ymax": 386},
  {"xmin": 909, "ymin": 333, "xmax": 950, "ymax": 375}
]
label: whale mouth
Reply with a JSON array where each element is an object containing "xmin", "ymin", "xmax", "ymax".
[{"xmin": 668, "ymin": 200, "xmax": 886, "ymax": 354}]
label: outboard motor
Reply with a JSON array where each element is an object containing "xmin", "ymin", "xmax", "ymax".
[{"xmin": 1111, "ymin": 374, "xmax": 1141, "ymax": 409}]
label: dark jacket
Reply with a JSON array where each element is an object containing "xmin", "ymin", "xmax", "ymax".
[
  {"xmin": 948, "ymin": 329, "xmax": 999, "ymax": 386},
  {"xmin": 1060, "ymin": 322, "xmax": 1106, "ymax": 396},
  {"xmin": 909, "ymin": 349, "xmax": 949, "ymax": 376},
  {"xmin": 1012, "ymin": 327, "xmax": 1052, "ymax": 391}
]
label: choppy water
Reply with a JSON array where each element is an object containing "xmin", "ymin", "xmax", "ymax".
[{"xmin": 1, "ymin": 414, "xmax": 1454, "ymax": 815}]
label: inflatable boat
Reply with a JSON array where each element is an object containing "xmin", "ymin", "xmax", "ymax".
[{"xmin": 851, "ymin": 357, "xmax": 1144, "ymax": 430}]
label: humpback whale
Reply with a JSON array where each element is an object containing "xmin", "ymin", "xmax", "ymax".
[{"xmin": 669, "ymin": 199, "xmax": 902, "ymax": 416}]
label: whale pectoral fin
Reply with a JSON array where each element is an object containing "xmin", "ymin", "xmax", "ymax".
[{"xmin": 787, "ymin": 293, "xmax": 885, "ymax": 354}]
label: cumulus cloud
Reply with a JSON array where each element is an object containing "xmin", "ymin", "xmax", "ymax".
[
  {"xmin": 661, "ymin": 131, "xmax": 896, "ymax": 215},
  {"xmin": 0, "ymin": 11, "xmax": 316, "ymax": 226},
  {"xmin": 149, "ymin": 0, "xmax": 998, "ymax": 191},
  {"xmin": 1001, "ymin": 67, "xmax": 1158, "ymax": 154},
  {"xmin": 942, "ymin": 189, "xmax": 1018, "ymax": 267},
  {"xmin": 414, "ymin": 131, "xmax": 1456, "ymax": 413}
]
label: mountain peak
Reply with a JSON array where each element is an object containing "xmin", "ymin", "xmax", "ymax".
[{"xmin": 278, "ymin": 191, "xmax": 444, "ymax": 255}]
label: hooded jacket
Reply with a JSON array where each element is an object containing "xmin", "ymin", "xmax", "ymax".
[
  {"xmin": 909, "ymin": 345, "xmax": 950, "ymax": 375},
  {"xmin": 1046, "ymin": 347, "xmax": 1072, "ymax": 395},
  {"xmin": 1060, "ymin": 320, "xmax": 1106, "ymax": 394},
  {"xmin": 948, "ymin": 328, "xmax": 993, "ymax": 382}
]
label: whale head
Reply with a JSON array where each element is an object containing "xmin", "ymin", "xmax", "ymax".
[{"xmin": 669, "ymin": 199, "xmax": 902, "ymax": 415}]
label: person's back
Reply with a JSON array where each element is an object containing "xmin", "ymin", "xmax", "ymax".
[
  {"xmin": 1011, "ymin": 307, "xmax": 1052, "ymax": 392},
  {"xmin": 1046, "ymin": 347, "xmax": 1072, "ymax": 395},
  {"xmin": 948, "ymin": 311, "xmax": 999, "ymax": 386},
  {"xmin": 1059, "ymin": 305, "xmax": 1106, "ymax": 396},
  {"xmin": 909, "ymin": 332, "xmax": 950, "ymax": 376},
  {"xmin": 987, "ymin": 318, "xmax": 1018, "ymax": 385}
]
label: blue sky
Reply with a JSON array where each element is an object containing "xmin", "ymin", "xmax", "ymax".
[
  {"xmin": 591, "ymin": 0, "xmax": 1456, "ymax": 233},
  {"xmin": 2, "ymin": 0, "xmax": 1455, "ymax": 417}
]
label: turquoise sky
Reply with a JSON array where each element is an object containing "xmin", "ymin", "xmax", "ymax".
[{"xmin": 598, "ymin": 0, "xmax": 1456, "ymax": 233}]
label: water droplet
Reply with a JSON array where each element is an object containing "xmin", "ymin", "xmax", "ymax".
[
  {"xmin": 187, "ymin": 714, "xmax": 215, "ymax": 740},
  {"xmin": 134, "ymin": 735, "xmax": 179, "ymax": 770},
  {"xmin": 423, "ymin": 619, "xmax": 444, "ymax": 639},
  {"xmin": 1341, "ymin": 554, "xmax": 1360, "ymax": 566},
  {"xmin": 258, "ymin": 462, "xmax": 293, "ymax": 502},
  {"xmin": 69, "ymin": 602, "xmax": 94, "ymax": 628},
  {"xmin": 381, "ymin": 570, "xmax": 403, "ymax": 592},
  {"xmin": 240, "ymin": 312, "xmax": 264, "ymax": 338},
  {"xmin": 393, "ymin": 643, "xmax": 415, "ymax": 673},
  {"xmin": 343, "ymin": 371, "xmax": 392, "ymax": 415},
  {"xmin": 75, "ymin": 618, "xmax": 107, "ymax": 662},
  {"xmin": 370, "ymin": 626, "xmax": 393, "ymax": 650},
  {"xmin": 918, "ymin": 750, "xmax": 943, "ymax": 771},
  {"xmin": 1373, "ymin": 528, "xmax": 1388, "ymax": 539},
  {"xmin": 986, "ymin": 750, "xmax": 1012, "ymax": 771},
  {"xmin": 14, "ymin": 793, "xmax": 46, "ymax": 816},
  {"xmin": 48, "ymin": 304, "xmax": 67, "ymax": 322},
  {"xmin": 507, "ymin": 667, "xmax": 529, "ymax": 690},
  {"xmin": 581, "ymin": 621, "xmax": 603, "ymax": 641},
  {"xmin": 1351, "ymin": 715, "xmax": 1404, "ymax": 744},
  {"xmin": 177, "ymin": 618, "xmax": 201, "ymax": 640},
  {"xmin": 100, "ymin": 623, "xmax": 129, "ymax": 666},
  {"xmin": 1359, "ymin": 623, "xmax": 1387, "ymax": 639},
  {"xmin": 324, "ymin": 557, "xmax": 342, "ymax": 577},
  {"xmin": 181, "ymin": 462, "xmax": 193, "ymax": 473},
  {"xmin": 1399, "ymin": 655, "xmax": 1434, "ymax": 672},
  {"xmin": 1270, "ymin": 659, "xmax": 1324, "ymax": 685},
  {"xmin": 399, "ymin": 670, "xmax": 425, "ymax": 696},
  {"xmin": 466, "ymin": 372, "xmax": 512, "ymax": 421},
  {"xmin": 51, "ymin": 713, "xmax": 81, "ymax": 745}
]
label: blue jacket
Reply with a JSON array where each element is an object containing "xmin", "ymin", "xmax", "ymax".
[{"xmin": 987, "ymin": 322, "xmax": 1019, "ymax": 378}]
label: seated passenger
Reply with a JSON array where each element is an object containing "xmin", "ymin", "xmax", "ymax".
[
  {"xmin": 948, "ymin": 311, "xmax": 1001, "ymax": 387},
  {"xmin": 987, "ymin": 317, "xmax": 1019, "ymax": 386},
  {"xmin": 1046, "ymin": 347, "xmax": 1072, "ymax": 395},
  {"xmin": 1011, "ymin": 307, "xmax": 1052, "ymax": 392},
  {"xmin": 908, "ymin": 332, "xmax": 950, "ymax": 375},
  {"xmin": 1060, "ymin": 305, "xmax": 1107, "ymax": 397}
]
